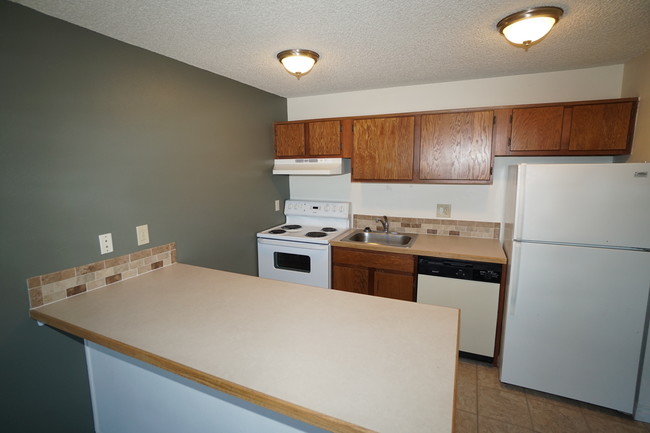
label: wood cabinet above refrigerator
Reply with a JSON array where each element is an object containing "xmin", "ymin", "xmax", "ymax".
[{"xmin": 493, "ymin": 98, "xmax": 638, "ymax": 156}]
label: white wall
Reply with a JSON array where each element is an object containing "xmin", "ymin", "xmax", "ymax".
[
  {"xmin": 288, "ymin": 65, "xmax": 623, "ymax": 120},
  {"xmin": 289, "ymin": 156, "xmax": 612, "ymax": 223},
  {"xmin": 621, "ymin": 49, "xmax": 650, "ymax": 163},
  {"xmin": 287, "ymin": 65, "xmax": 622, "ymax": 225},
  {"xmin": 620, "ymin": 49, "xmax": 650, "ymax": 422}
]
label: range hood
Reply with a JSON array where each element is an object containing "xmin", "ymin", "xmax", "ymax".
[{"xmin": 272, "ymin": 158, "xmax": 349, "ymax": 175}]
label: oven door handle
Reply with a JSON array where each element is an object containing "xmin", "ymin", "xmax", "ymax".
[{"xmin": 258, "ymin": 238, "xmax": 329, "ymax": 250}]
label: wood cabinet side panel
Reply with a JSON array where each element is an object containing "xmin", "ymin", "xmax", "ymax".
[
  {"xmin": 307, "ymin": 121, "xmax": 342, "ymax": 156},
  {"xmin": 419, "ymin": 111, "xmax": 493, "ymax": 181},
  {"xmin": 352, "ymin": 117, "xmax": 415, "ymax": 180},
  {"xmin": 341, "ymin": 118, "xmax": 353, "ymax": 158},
  {"xmin": 491, "ymin": 264, "xmax": 508, "ymax": 365},
  {"xmin": 568, "ymin": 102, "xmax": 633, "ymax": 151},
  {"xmin": 492, "ymin": 109, "xmax": 512, "ymax": 156},
  {"xmin": 510, "ymin": 106, "xmax": 564, "ymax": 151}
]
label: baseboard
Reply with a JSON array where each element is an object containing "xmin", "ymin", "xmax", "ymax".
[{"xmin": 634, "ymin": 405, "xmax": 650, "ymax": 422}]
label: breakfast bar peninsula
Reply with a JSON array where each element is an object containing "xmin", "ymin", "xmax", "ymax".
[{"xmin": 30, "ymin": 263, "xmax": 459, "ymax": 433}]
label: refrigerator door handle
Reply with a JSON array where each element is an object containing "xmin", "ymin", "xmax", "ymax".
[
  {"xmin": 513, "ymin": 164, "xmax": 527, "ymax": 240},
  {"xmin": 514, "ymin": 239, "xmax": 650, "ymax": 252},
  {"xmin": 508, "ymin": 241, "xmax": 523, "ymax": 317}
]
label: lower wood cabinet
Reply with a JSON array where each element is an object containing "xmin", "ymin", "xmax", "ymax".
[{"xmin": 332, "ymin": 247, "xmax": 416, "ymax": 302}]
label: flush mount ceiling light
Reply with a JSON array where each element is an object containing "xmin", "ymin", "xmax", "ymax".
[
  {"xmin": 277, "ymin": 49, "xmax": 319, "ymax": 79},
  {"xmin": 497, "ymin": 6, "xmax": 563, "ymax": 50}
]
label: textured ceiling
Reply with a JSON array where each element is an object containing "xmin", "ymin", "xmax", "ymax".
[{"xmin": 12, "ymin": 0, "xmax": 650, "ymax": 98}]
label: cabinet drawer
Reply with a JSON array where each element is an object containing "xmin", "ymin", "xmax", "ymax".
[{"xmin": 332, "ymin": 247, "xmax": 415, "ymax": 273}]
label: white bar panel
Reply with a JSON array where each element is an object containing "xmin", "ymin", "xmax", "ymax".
[{"xmin": 85, "ymin": 341, "xmax": 328, "ymax": 433}]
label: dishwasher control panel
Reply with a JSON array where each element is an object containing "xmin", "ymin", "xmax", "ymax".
[{"xmin": 417, "ymin": 257, "xmax": 502, "ymax": 283}]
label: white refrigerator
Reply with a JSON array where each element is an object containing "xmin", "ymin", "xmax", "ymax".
[{"xmin": 500, "ymin": 163, "xmax": 650, "ymax": 413}]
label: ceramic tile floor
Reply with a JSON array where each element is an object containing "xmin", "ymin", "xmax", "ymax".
[{"xmin": 455, "ymin": 358, "xmax": 650, "ymax": 433}]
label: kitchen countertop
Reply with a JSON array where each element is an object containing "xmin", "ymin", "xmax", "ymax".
[
  {"xmin": 331, "ymin": 231, "xmax": 507, "ymax": 264},
  {"xmin": 30, "ymin": 263, "xmax": 459, "ymax": 433}
]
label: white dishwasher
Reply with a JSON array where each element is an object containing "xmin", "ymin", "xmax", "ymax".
[{"xmin": 417, "ymin": 256, "xmax": 502, "ymax": 361}]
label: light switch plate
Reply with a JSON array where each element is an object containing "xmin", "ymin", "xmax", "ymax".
[
  {"xmin": 275, "ymin": 200, "xmax": 280, "ymax": 212},
  {"xmin": 99, "ymin": 233, "xmax": 113, "ymax": 254},
  {"xmin": 136, "ymin": 224, "xmax": 150, "ymax": 246},
  {"xmin": 436, "ymin": 204, "xmax": 451, "ymax": 218}
]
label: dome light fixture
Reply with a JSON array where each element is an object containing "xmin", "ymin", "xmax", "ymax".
[
  {"xmin": 497, "ymin": 6, "xmax": 563, "ymax": 50},
  {"xmin": 277, "ymin": 49, "xmax": 319, "ymax": 79}
]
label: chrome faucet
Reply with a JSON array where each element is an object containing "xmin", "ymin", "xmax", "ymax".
[{"xmin": 376, "ymin": 215, "xmax": 389, "ymax": 233}]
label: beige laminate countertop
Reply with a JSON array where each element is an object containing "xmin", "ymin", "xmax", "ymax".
[
  {"xmin": 331, "ymin": 231, "xmax": 507, "ymax": 264},
  {"xmin": 31, "ymin": 263, "xmax": 459, "ymax": 433}
]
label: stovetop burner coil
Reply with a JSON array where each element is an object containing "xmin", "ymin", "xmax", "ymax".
[
  {"xmin": 305, "ymin": 231, "xmax": 327, "ymax": 238},
  {"xmin": 281, "ymin": 224, "xmax": 302, "ymax": 230},
  {"xmin": 268, "ymin": 229, "xmax": 286, "ymax": 234},
  {"xmin": 321, "ymin": 227, "xmax": 337, "ymax": 232}
]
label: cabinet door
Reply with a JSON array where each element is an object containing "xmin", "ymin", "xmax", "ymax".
[
  {"xmin": 568, "ymin": 102, "xmax": 633, "ymax": 151},
  {"xmin": 352, "ymin": 117, "xmax": 414, "ymax": 180},
  {"xmin": 373, "ymin": 271, "xmax": 415, "ymax": 302},
  {"xmin": 308, "ymin": 121, "xmax": 341, "ymax": 156},
  {"xmin": 420, "ymin": 111, "xmax": 493, "ymax": 181},
  {"xmin": 275, "ymin": 123, "xmax": 305, "ymax": 157},
  {"xmin": 332, "ymin": 264, "xmax": 370, "ymax": 295},
  {"xmin": 510, "ymin": 106, "xmax": 564, "ymax": 151}
]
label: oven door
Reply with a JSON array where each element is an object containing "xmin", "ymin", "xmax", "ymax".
[{"xmin": 257, "ymin": 238, "xmax": 330, "ymax": 289}]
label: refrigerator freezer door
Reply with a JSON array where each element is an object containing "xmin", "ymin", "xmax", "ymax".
[
  {"xmin": 500, "ymin": 241, "xmax": 650, "ymax": 413},
  {"xmin": 513, "ymin": 163, "xmax": 650, "ymax": 248}
]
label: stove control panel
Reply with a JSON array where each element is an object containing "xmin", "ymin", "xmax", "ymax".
[{"xmin": 285, "ymin": 200, "xmax": 350, "ymax": 218}]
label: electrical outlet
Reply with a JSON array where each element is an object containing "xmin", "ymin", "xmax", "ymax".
[
  {"xmin": 99, "ymin": 233, "xmax": 113, "ymax": 254},
  {"xmin": 436, "ymin": 204, "xmax": 451, "ymax": 218},
  {"xmin": 136, "ymin": 224, "xmax": 149, "ymax": 246},
  {"xmin": 275, "ymin": 199, "xmax": 280, "ymax": 212}
]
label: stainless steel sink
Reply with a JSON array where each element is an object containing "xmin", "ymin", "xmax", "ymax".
[{"xmin": 340, "ymin": 230, "xmax": 417, "ymax": 248}]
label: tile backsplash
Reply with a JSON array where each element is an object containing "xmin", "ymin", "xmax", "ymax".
[
  {"xmin": 353, "ymin": 215, "xmax": 500, "ymax": 239},
  {"xmin": 27, "ymin": 242, "xmax": 176, "ymax": 309}
]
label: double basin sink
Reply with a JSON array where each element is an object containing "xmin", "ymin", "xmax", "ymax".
[{"xmin": 339, "ymin": 229, "xmax": 417, "ymax": 248}]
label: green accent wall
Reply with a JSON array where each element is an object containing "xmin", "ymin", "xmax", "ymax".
[{"xmin": 0, "ymin": 2, "xmax": 289, "ymax": 431}]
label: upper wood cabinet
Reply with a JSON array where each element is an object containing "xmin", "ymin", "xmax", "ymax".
[
  {"xmin": 568, "ymin": 102, "xmax": 633, "ymax": 151},
  {"xmin": 307, "ymin": 121, "xmax": 342, "ymax": 155},
  {"xmin": 419, "ymin": 111, "xmax": 494, "ymax": 182},
  {"xmin": 273, "ymin": 98, "xmax": 638, "ymax": 183},
  {"xmin": 494, "ymin": 99, "xmax": 638, "ymax": 156},
  {"xmin": 510, "ymin": 106, "xmax": 564, "ymax": 151},
  {"xmin": 275, "ymin": 123, "xmax": 305, "ymax": 157},
  {"xmin": 274, "ymin": 120, "xmax": 351, "ymax": 158},
  {"xmin": 352, "ymin": 116, "xmax": 415, "ymax": 181}
]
